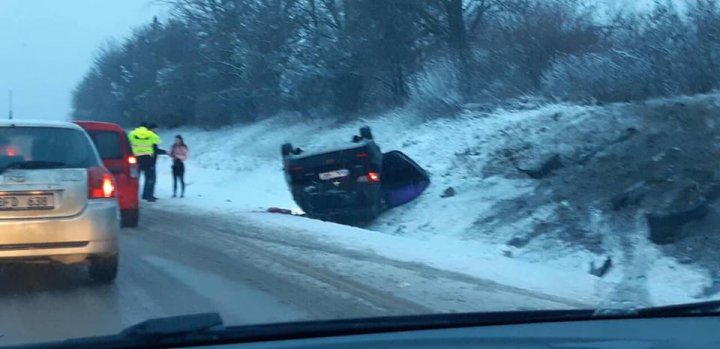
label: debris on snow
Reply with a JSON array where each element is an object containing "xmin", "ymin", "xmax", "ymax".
[
  {"xmin": 611, "ymin": 181, "xmax": 646, "ymax": 211},
  {"xmin": 441, "ymin": 187, "xmax": 456, "ymax": 198},
  {"xmin": 589, "ymin": 257, "xmax": 613, "ymax": 277},
  {"xmin": 515, "ymin": 153, "xmax": 564, "ymax": 179}
]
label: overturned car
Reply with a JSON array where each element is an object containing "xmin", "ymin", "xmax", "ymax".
[{"xmin": 281, "ymin": 127, "xmax": 429, "ymax": 222}]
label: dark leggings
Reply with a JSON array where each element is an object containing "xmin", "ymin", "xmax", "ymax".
[{"xmin": 172, "ymin": 160, "xmax": 185, "ymax": 196}]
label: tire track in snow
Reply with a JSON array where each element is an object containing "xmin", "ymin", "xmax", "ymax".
[
  {"xmin": 145, "ymin": 206, "xmax": 590, "ymax": 310},
  {"xmin": 139, "ymin": 208, "xmax": 432, "ymax": 316}
]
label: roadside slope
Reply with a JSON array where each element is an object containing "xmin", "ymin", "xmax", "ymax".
[{"xmin": 153, "ymin": 94, "xmax": 720, "ymax": 305}]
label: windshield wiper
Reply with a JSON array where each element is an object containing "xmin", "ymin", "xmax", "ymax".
[
  {"xmin": 634, "ymin": 299, "xmax": 720, "ymax": 317},
  {"xmin": 13, "ymin": 301, "xmax": 720, "ymax": 349},
  {"xmin": 0, "ymin": 161, "xmax": 65, "ymax": 174},
  {"xmin": 12, "ymin": 311, "xmax": 600, "ymax": 349},
  {"xmin": 12, "ymin": 313, "xmax": 225, "ymax": 349},
  {"xmin": 594, "ymin": 299, "xmax": 720, "ymax": 317}
]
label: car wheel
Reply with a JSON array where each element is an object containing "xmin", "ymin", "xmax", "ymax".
[
  {"xmin": 281, "ymin": 143, "xmax": 293, "ymax": 156},
  {"xmin": 360, "ymin": 126, "xmax": 373, "ymax": 140},
  {"xmin": 88, "ymin": 255, "xmax": 118, "ymax": 284},
  {"xmin": 121, "ymin": 208, "xmax": 139, "ymax": 228}
]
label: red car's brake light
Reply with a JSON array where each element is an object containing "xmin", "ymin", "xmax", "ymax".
[
  {"xmin": 357, "ymin": 171, "xmax": 381, "ymax": 183},
  {"xmin": 5, "ymin": 146, "xmax": 18, "ymax": 156},
  {"xmin": 367, "ymin": 171, "xmax": 381, "ymax": 183},
  {"xmin": 128, "ymin": 156, "xmax": 139, "ymax": 178},
  {"xmin": 88, "ymin": 167, "xmax": 116, "ymax": 199}
]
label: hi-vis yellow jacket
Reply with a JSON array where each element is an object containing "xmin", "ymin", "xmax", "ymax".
[{"xmin": 128, "ymin": 126, "xmax": 160, "ymax": 157}]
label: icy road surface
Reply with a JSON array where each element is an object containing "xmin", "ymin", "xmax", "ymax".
[{"xmin": 0, "ymin": 206, "xmax": 586, "ymax": 345}]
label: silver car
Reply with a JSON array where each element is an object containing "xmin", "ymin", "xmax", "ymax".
[{"xmin": 0, "ymin": 120, "xmax": 120, "ymax": 283}]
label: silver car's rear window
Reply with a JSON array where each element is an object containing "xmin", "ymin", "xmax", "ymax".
[{"xmin": 0, "ymin": 127, "xmax": 100, "ymax": 169}]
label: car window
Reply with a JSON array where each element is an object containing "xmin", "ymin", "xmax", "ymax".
[
  {"xmin": 0, "ymin": 127, "xmax": 99, "ymax": 168},
  {"xmin": 87, "ymin": 130, "xmax": 123, "ymax": 160}
]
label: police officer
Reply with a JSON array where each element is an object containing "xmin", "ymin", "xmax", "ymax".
[{"xmin": 129, "ymin": 122, "xmax": 164, "ymax": 202}]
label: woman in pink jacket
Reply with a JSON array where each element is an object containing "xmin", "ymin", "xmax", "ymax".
[{"xmin": 170, "ymin": 135, "xmax": 189, "ymax": 198}]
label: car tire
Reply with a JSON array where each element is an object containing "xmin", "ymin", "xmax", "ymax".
[
  {"xmin": 360, "ymin": 126, "xmax": 373, "ymax": 140},
  {"xmin": 88, "ymin": 255, "xmax": 118, "ymax": 284},
  {"xmin": 282, "ymin": 143, "xmax": 294, "ymax": 156},
  {"xmin": 121, "ymin": 208, "xmax": 139, "ymax": 228}
]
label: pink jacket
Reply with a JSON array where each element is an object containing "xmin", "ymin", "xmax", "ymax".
[{"xmin": 170, "ymin": 144, "xmax": 188, "ymax": 162}]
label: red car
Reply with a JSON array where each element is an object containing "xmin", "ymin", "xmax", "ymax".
[{"xmin": 75, "ymin": 121, "xmax": 140, "ymax": 227}]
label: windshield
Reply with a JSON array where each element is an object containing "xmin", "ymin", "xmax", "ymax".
[{"xmin": 2, "ymin": 0, "xmax": 720, "ymax": 346}]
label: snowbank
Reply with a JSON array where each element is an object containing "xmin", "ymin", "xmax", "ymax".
[
  {"xmin": 229, "ymin": 210, "xmax": 610, "ymax": 306},
  {"xmin": 150, "ymin": 98, "xmax": 715, "ymax": 307}
]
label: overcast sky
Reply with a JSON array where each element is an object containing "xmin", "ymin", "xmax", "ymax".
[
  {"xmin": 0, "ymin": 0, "xmax": 166, "ymax": 121},
  {"xmin": 0, "ymin": 0, "xmax": 684, "ymax": 122}
]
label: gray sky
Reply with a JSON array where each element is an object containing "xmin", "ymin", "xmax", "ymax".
[
  {"xmin": 0, "ymin": 0, "xmax": 166, "ymax": 121},
  {"xmin": 0, "ymin": 0, "xmax": 684, "ymax": 122}
]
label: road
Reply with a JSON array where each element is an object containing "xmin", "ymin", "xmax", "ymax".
[{"xmin": 0, "ymin": 206, "xmax": 586, "ymax": 345}]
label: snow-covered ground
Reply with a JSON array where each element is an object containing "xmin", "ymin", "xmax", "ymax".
[{"xmin": 150, "ymin": 98, "xmax": 716, "ymax": 307}]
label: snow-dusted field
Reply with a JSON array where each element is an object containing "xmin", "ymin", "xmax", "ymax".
[{"xmin": 151, "ymin": 97, "xmax": 718, "ymax": 306}]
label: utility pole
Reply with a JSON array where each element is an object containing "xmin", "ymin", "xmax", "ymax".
[{"xmin": 8, "ymin": 90, "xmax": 13, "ymax": 120}]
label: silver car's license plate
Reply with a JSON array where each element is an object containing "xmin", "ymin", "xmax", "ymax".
[
  {"xmin": 0, "ymin": 193, "xmax": 55, "ymax": 211},
  {"xmin": 319, "ymin": 169, "xmax": 350, "ymax": 180}
]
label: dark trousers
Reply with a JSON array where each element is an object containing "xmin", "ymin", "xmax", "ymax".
[
  {"xmin": 172, "ymin": 159, "xmax": 185, "ymax": 196},
  {"xmin": 138, "ymin": 155, "xmax": 156, "ymax": 200}
]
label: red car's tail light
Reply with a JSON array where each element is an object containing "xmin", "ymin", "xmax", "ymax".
[
  {"xmin": 5, "ymin": 146, "xmax": 18, "ymax": 156},
  {"xmin": 128, "ymin": 156, "xmax": 139, "ymax": 178},
  {"xmin": 88, "ymin": 167, "xmax": 116, "ymax": 199},
  {"xmin": 368, "ymin": 171, "xmax": 381, "ymax": 183}
]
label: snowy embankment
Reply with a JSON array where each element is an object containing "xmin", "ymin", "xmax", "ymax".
[{"xmin": 152, "ymin": 96, "xmax": 717, "ymax": 307}]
